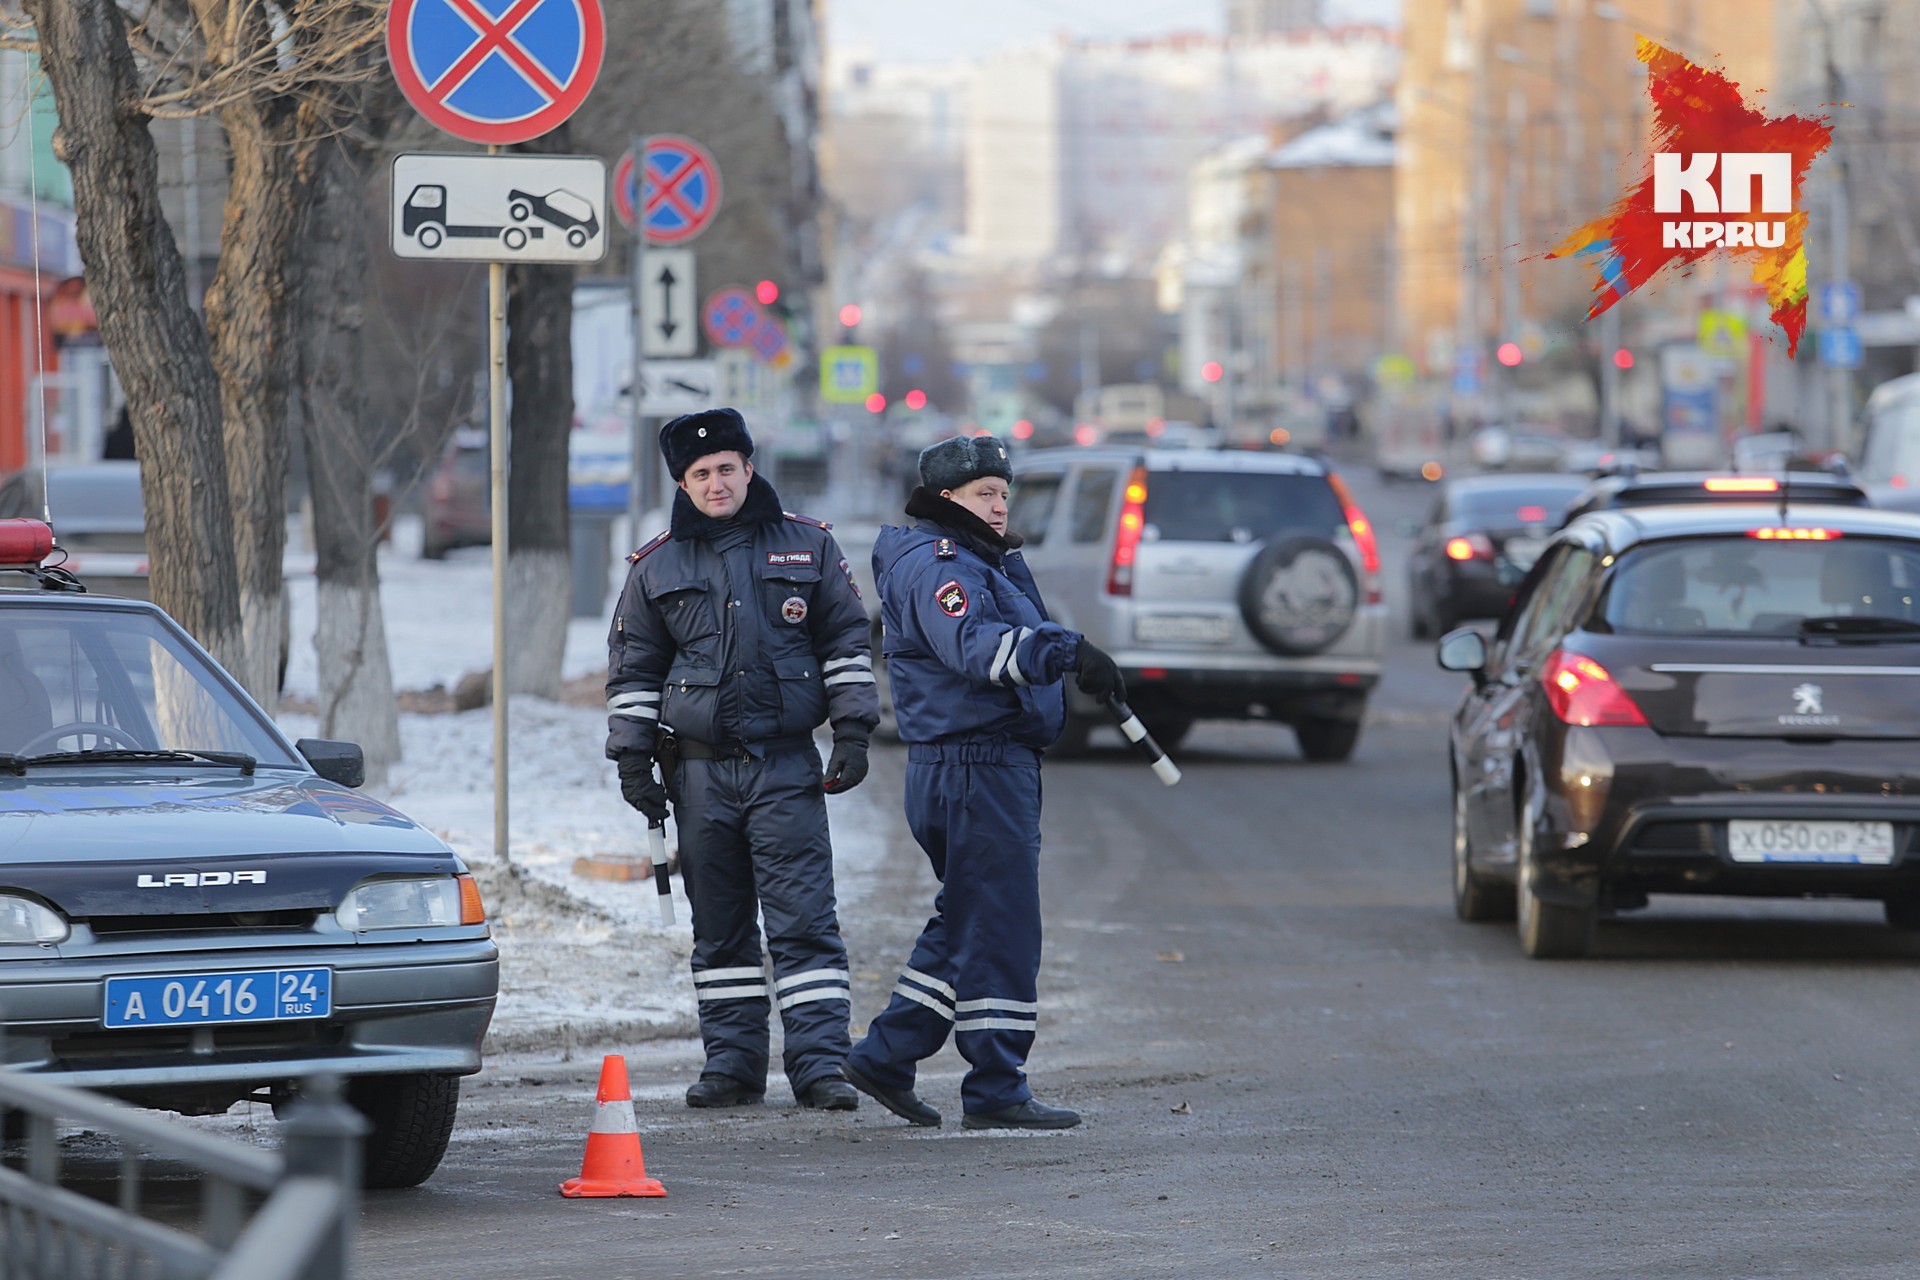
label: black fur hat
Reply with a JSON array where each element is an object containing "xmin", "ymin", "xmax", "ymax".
[
  {"xmin": 918, "ymin": 434, "xmax": 1013, "ymax": 493},
  {"xmin": 660, "ymin": 408, "xmax": 754, "ymax": 481}
]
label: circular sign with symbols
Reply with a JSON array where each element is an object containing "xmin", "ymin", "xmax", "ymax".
[
  {"xmin": 612, "ymin": 149, "xmax": 638, "ymax": 231},
  {"xmin": 703, "ymin": 287, "xmax": 763, "ymax": 348},
  {"xmin": 388, "ymin": 0, "xmax": 604, "ymax": 146},
  {"xmin": 751, "ymin": 314, "xmax": 789, "ymax": 364},
  {"xmin": 642, "ymin": 135, "xmax": 722, "ymax": 245}
]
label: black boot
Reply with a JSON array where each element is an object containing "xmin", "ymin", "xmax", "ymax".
[
  {"xmin": 685, "ymin": 1073, "xmax": 764, "ymax": 1108},
  {"xmin": 796, "ymin": 1078, "xmax": 859, "ymax": 1111},
  {"xmin": 961, "ymin": 1099, "xmax": 1081, "ymax": 1130},
  {"xmin": 839, "ymin": 1061, "xmax": 940, "ymax": 1127}
]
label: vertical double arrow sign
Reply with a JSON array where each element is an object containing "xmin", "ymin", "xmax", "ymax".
[{"xmin": 641, "ymin": 248, "xmax": 696, "ymax": 357}]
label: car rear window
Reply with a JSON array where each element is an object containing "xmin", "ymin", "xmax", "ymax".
[
  {"xmin": 1142, "ymin": 471, "xmax": 1344, "ymax": 543},
  {"xmin": 1597, "ymin": 536, "xmax": 1920, "ymax": 634},
  {"xmin": 1453, "ymin": 484, "xmax": 1586, "ymax": 527}
]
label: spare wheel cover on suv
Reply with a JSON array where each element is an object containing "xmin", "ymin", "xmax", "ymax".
[{"xmin": 1238, "ymin": 534, "xmax": 1359, "ymax": 655}]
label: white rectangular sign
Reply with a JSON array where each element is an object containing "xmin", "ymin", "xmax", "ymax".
[
  {"xmin": 640, "ymin": 248, "xmax": 697, "ymax": 358},
  {"xmin": 717, "ymin": 347, "xmax": 772, "ymax": 412},
  {"xmin": 391, "ymin": 153, "xmax": 608, "ymax": 264},
  {"xmin": 641, "ymin": 359, "xmax": 718, "ymax": 415}
]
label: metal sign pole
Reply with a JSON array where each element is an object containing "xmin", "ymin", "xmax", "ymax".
[
  {"xmin": 488, "ymin": 150, "xmax": 511, "ymax": 865},
  {"xmin": 626, "ymin": 133, "xmax": 648, "ymax": 547}
]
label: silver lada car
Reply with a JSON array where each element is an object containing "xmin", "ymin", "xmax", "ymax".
[{"xmin": 0, "ymin": 519, "xmax": 497, "ymax": 1188}]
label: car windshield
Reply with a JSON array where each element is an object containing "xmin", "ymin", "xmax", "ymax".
[
  {"xmin": 1597, "ymin": 536, "xmax": 1920, "ymax": 635},
  {"xmin": 0, "ymin": 606, "xmax": 298, "ymax": 762},
  {"xmin": 1141, "ymin": 472, "xmax": 1344, "ymax": 543},
  {"xmin": 1453, "ymin": 482, "xmax": 1586, "ymax": 527}
]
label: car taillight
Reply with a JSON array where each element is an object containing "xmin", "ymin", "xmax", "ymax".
[
  {"xmin": 1749, "ymin": 527, "xmax": 1841, "ymax": 540},
  {"xmin": 1541, "ymin": 649, "xmax": 1647, "ymax": 727},
  {"xmin": 1445, "ymin": 534, "xmax": 1495, "ymax": 561},
  {"xmin": 1325, "ymin": 471, "xmax": 1381, "ymax": 603},
  {"xmin": 1107, "ymin": 466, "xmax": 1148, "ymax": 596}
]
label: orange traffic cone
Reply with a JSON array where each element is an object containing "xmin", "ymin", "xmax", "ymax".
[{"xmin": 559, "ymin": 1054, "xmax": 667, "ymax": 1198}]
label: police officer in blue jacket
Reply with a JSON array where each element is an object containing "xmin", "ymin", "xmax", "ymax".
[
  {"xmin": 606, "ymin": 408, "xmax": 877, "ymax": 1111},
  {"xmin": 840, "ymin": 434, "xmax": 1123, "ymax": 1129}
]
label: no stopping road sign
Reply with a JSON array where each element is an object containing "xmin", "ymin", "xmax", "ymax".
[{"xmin": 388, "ymin": 0, "xmax": 605, "ymax": 146}]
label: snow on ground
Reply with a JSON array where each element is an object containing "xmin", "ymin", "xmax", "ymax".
[{"xmin": 278, "ymin": 513, "xmax": 897, "ymax": 1059}]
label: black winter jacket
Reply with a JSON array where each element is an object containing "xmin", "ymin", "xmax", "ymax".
[{"xmin": 605, "ymin": 475, "xmax": 877, "ymax": 759}]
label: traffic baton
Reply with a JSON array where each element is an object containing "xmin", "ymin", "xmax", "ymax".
[
  {"xmin": 647, "ymin": 822, "xmax": 675, "ymax": 926},
  {"xmin": 1106, "ymin": 696, "xmax": 1182, "ymax": 787}
]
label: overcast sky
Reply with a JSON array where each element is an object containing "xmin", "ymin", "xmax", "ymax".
[{"xmin": 826, "ymin": 0, "xmax": 1402, "ymax": 64}]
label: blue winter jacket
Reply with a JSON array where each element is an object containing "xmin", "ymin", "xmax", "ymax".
[{"xmin": 874, "ymin": 489, "xmax": 1081, "ymax": 748}]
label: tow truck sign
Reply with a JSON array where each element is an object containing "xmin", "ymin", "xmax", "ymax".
[{"xmin": 390, "ymin": 152, "xmax": 608, "ymax": 264}]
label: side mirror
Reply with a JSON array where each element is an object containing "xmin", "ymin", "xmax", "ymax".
[
  {"xmin": 296, "ymin": 738, "xmax": 366, "ymax": 789},
  {"xmin": 1436, "ymin": 628, "xmax": 1488, "ymax": 678}
]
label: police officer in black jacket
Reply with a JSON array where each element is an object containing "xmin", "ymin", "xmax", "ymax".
[{"xmin": 606, "ymin": 408, "xmax": 877, "ymax": 1111}]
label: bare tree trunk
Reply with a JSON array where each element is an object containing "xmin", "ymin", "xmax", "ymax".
[
  {"xmin": 504, "ymin": 128, "xmax": 577, "ymax": 699},
  {"xmin": 295, "ymin": 129, "xmax": 399, "ymax": 785},
  {"xmin": 203, "ymin": 103, "xmax": 301, "ymax": 705},
  {"xmin": 27, "ymin": 0, "xmax": 241, "ymax": 670}
]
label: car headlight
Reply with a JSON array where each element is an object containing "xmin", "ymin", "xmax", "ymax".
[
  {"xmin": 335, "ymin": 875, "xmax": 484, "ymax": 932},
  {"xmin": 0, "ymin": 895, "xmax": 68, "ymax": 944}
]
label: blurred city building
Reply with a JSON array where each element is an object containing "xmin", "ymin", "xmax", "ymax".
[{"xmin": 1230, "ymin": 0, "xmax": 1324, "ymax": 38}]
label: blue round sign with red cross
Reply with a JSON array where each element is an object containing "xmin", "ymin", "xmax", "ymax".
[
  {"xmin": 703, "ymin": 287, "xmax": 762, "ymax": 348},
  {"xmin": 387, "ymin": 0, "xmax": 604, "ymax": 146},
  {"xmin": 641, "ymin": 135, "xmax": 722, "ymax": 245}
]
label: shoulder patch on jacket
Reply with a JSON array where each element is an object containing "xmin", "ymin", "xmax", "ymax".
[
  {"xmin": 935, "ymin": 578, "xmax": 968, "ymax": 618},
  {"xmin": 838, "ymin": 557, "xmax": 861, "ymax": 599},
  {"xmin": 783, "ymin": 511, "xmax": 832, "ymax": 531},
  {"xmin": 626, "ymin": 531, "xmax": 671, "ymax": 564},
  {"xmin": 935, "ymin": 538, "xmax": 956, "ymax": 559}
]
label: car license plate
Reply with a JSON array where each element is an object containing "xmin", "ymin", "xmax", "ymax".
[
  {"xmin": 1727, "ymin": 820, "xmax": 1896, "ymax": 864},
  {"xmin": 1502, "ymin": 536, "xmax": 1548, "ymax": 569},
  {"xmin": 1136, "ymin": 613, "xmax": 1233, "ymax": 645},
  {"xmin": 103, "ymin": 968, "xmax": 332, "ymax": 1029}
]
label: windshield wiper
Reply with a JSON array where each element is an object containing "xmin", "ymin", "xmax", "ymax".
[
  {"xmin": 1799, "ymin": 616, "xmax": 1920, "ymax": 641},
  {"xmin": 0, "ymin": 749, "xmax": 256, "ymax": 775}
]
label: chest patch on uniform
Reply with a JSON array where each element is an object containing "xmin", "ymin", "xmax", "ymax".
[
  {"xmin": 935, "ymin": 579, "xmax": 969, "ymax": 617},
  {"xmin": 782, "ymin": 596, "xmax": 809, "ymax": 624},
  {"xmin": 767, "ymin": 550, "xmax": 815, "ymax": 567}
]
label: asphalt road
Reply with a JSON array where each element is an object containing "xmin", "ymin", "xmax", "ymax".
[{"xmin": 355, "ymin": 469, "xmax": 1920, "ymax": 1279}]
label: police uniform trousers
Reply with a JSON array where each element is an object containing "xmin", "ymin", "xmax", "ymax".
[
  {"xmin": 849, "ymin": 739, "xmax": 1043, "ymax": 1115},
  {"xmin": 673, "ymin": 746, "xmax": 852, "ymax": 1093}
]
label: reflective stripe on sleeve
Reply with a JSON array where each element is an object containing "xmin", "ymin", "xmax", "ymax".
[
  {"xmin": 608, "ymin": 690, "xmax": 662, "ymax": 721},
  {"xmin": 824, "ymin": 656, "xmax": 872, "ymax": 673},
  {"xmin": 1005, "ymin": 627, "xmax": 1035, "ymax": 687},
  {"xmin": 824, "ymin": 670, "xmax": 875, "ymax": 687}
]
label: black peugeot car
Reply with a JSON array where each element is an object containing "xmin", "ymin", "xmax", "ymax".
[
  {"xmin": 1440, "ymin": 503, "xmax": 1920, "ymax": 957},
  {"xmin": 1407, "ymin": 473, "xmax": 1591, "ymax": 637}
]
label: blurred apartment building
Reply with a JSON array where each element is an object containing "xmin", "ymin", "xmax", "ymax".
[{"xmin": 1229, "ymin": 0, "xmax": 1324, "ymax": 37}]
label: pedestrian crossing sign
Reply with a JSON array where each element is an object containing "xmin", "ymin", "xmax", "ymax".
[{"xmin": 820, "ymin": 345, "xmax": 878, "ymax": 404}]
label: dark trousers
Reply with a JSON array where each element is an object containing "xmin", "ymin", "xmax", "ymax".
[
  {"xmin": 849, "ymin": 743, "xmax": 1044, "ymax": 1114},
  {"xmin": 673, "ymin": 748, "xmax": 851, "ymax": 1092}
]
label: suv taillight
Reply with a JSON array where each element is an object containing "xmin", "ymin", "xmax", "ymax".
[
  {"xmin": 1325, "ymin": 471, "xmax": 1381, "ymax": 604},
  {"xmin": 1541, "ymin": 649, "xmax": 1647, "ymax": 727},
  {"xmin": 1107, "ymin": 466, "xmax": 1149, "ymax": 596}
]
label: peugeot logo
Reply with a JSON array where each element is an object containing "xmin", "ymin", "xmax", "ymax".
[{"xmin": 1792, "ymin": 683, "xmax": 1824, "ymax": 716}]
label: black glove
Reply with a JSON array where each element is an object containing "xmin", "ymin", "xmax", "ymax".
[
  {"xmin": 823, "ymin": 737, "xmax": 869, "ymax": 794},
  {"xmin": 1073, "ymin": 639, "xmax": 1126, "ymax": 705},
  {"xmin": 616, "ymin": 754, "xmax": 669, "ymax": 823}
]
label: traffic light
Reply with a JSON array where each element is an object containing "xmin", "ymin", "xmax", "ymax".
[
  {"xmin": 755, "ymin": 280, "xmax": 780, "ymax": 306},
  {"xmin": 1201, "ymin": 360, "xmax": 1224, "ymax": 383},
  {"xmin": 1612, "ymin": 348, "xmax": 1635, "ymax": 369},
  {"xmin": 1496, "ymin": 342, "xmax": 1523, "ymax": 367},
  {"xmin": 904, "ymin": 389, "xmax": 928, "ymax": 411},
  {"xmin": 839, "ymin": 303, "xmax": 862, "ymax": 328}
]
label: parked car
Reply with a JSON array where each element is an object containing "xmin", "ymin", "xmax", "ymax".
[
  {"xmin": 1406, "ymin": 473, "xmax": 1591, "ymax": 637},
  {"xmin": 1440, "ymin": 503, "xmax": 1920, "ymax": 958},
  {"xmin": 1560, "ymin": 470, "xmax": 1869, "ymax": 525},
  {"xmin": 0, "ymin": 461, "xmax": 150, "ymax": 599},
  {"xmin": 1856, "ymin": 372, "xmax": 1920, "ymax": 513},
  {"xmin": 0, "ymin": 518, "xmax": 498, "ymax": 1186},
  {"xmin": 991, "ymin": 447, "xmax": 1384, "ymax": 760},
  {"xmin": 422, "ymin": 428, "xmax": 491, "ymax": 559}
]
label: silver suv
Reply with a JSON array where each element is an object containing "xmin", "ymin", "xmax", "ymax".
[{"xmin": 1010, "ymin": 448, "xmax": 1384, "ymax": 759}]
